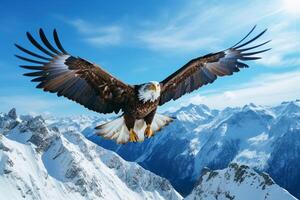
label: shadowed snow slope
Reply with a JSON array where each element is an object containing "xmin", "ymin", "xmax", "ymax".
[{"xmin": 0, "ymin": 109, "xmax": 182, "ymax": 200}]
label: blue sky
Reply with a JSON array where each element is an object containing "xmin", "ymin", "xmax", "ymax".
[{"xmin": 0, "ymin": 0, "xmax": 299, "ymax": 116}]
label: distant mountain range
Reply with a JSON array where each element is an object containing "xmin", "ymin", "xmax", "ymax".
[
  {"xmin": 45, "ymin": 100, "xmax": 300, "ymax": 199},
  {"xmin": 0, "ymin": 100, "xmax": 299, "ymax": 199}
]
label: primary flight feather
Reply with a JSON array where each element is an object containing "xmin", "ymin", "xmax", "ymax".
[{"xmin": 15, "ymin": 26, "xmax": 271, "ymax": 144}]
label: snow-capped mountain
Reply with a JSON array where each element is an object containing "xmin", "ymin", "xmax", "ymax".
[
  {"xmin": 186, "ymin": 163, "xmax": 296, "ymax": 200},
  {"xmin": 0, "ymin": 109, "xmax": 182, "ymax": 200},
  {"xmin": 1, "ymin": 106, "xmax": 298, "ymax": 200},
  {"xmin": 58, "ymin": 100, "xmax": 300, "ymax": 198}
]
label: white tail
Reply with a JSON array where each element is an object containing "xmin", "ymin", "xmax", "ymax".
[{"xmin": 95, "ymin": 114, "xmax": 173, "ymax": 144}]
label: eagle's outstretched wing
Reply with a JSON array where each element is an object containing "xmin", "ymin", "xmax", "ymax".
[
  {"xmin": 16, "ymin": 29, "xmax": 134, "ymax": 114},
  {"xmin": 159, "ymin": 26, "xmax": 271, "ymax": 106}
]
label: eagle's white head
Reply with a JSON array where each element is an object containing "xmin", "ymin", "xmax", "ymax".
[{"xmin": 138, "ymin": 81, "xmax": 161, "ymax": 103}]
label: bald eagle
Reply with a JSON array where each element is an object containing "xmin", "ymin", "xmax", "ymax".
[{"xmin": 15, "ymin": 26, "xmax": 270, "ymax": 144}]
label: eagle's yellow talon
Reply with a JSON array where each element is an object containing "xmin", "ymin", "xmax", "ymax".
[
  {"xmin": 145, "ymin": 124, "xmax": 153, "ymax": 138},
  {"xmin": 129, "ymin": 128, "xmax": 138, "ymax": 142}
]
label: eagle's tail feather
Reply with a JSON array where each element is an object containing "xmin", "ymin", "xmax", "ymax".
[
  {"xmin": 151, "ymin": 114, "xmax": 174, "ymax": 132},
  {"xmin": 95, "ymin": 114, "xmax": 173, "ymax": 144}
]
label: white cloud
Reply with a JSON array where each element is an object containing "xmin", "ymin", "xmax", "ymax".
[
  {"xmin": 139, "ymin": 32, "xmax": 220, "ymax": 52},
  {"xmin": 62, "ymin": 1, "xmax": 300, "ymax": 66},
  {"xmin": 136, "ymin": 3, "xmax": 225, "ymax": 52},
  {"xmin": 137, "ymin": 1, "xmax": 275, "ymax": 52},
  {"xmin": 61, "ymin": 1, "xmax": 299, "ymax": 66},
  {"xmin": 178, "ymin": 69, "xmax": 300, "ymax": 109},
  {"xmin": 85, "ymin": 33, "xmax": 121, "ymax": 46},
  {"xmin": 256, "ymin": 22, "xmax": 300, "ymax": 67},
  {"xmin": 68, "ymin": 19, "xmax": 123, "ymax": 46},
  {"xmin": 137, "ymin": 0, "xmax": 299, "ymax": 67}
]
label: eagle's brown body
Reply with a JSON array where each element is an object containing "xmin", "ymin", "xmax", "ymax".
[
  {"xmin": 124, "ymin": 86, "xmax": 159, "ymax": 119},
  {"xmin": 134, "ymin": 100, "xmax": 158, "ymax": 119},
  {"xmin": 122, "ymin": 86, "xmax": 160, "ymax": 133},
  {"xmin": 15, "ymin": 26, "xmax": 271, "ymax": 143}
]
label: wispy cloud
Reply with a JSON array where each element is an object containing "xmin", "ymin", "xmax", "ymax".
[
  {"xmin": 173, "ymin": 69, "xmax": 300, "ymax": 109},
  {"xmin": 138, "ymin": 0, "xmax": 299, "ymax": 66},
  {"xmin": 256, "ymin": 21, "xmax": 300, "ymax": 67},
  {"xmin": 138, "ymin": 30, "xmax": 220, "ymax": 52},
  {"xmin": 85, "ymin": 32, "xmax": 122, "ymax": 46},
  {"xmin": 136, "ymin": 2, "xmax": 225, "ymax": 52},
  {"xmin": 67, "ymin": 19, "xmax": 123, "ymax": 46},
  {"xmin": 62, "ymin": 0, "xmax": 299, "ymax": 66},
  {"xmin": 137, "ymin": 1, "xmax": 275, "ymax": 52}
]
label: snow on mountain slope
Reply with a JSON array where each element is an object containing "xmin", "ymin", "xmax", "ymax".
[
  {"xmin": 45, "ymin": 115, "xmax": 106, "ymax": 137},
  {"xmin": 186, "ymin": 163, "xmax": 297, "ymax": 200},
  {"xmin": 80, "ymin": 100, "xmax": 300, "ymax": 198},
  {"xmin": 0, "ymin": 109, "xmax": 182, "ymax": 200}
]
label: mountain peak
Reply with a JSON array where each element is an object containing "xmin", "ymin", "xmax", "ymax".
[
  {"xmin": 187, "ymin": 163, "xmax": 296, "ymax": 200},
  {"xmin": 275, "ymin": 100, "xmax": 300, "ymax": 116},
  {"xmin": 177, "ymin": 103, "xmax": 210, "ymax": 113},
  {"xmin": 8, "ymin": 108, "xmax": 17, "ymax": 120}
]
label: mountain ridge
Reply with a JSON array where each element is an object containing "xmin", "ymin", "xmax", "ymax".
[
  {"xmin": 0, "ymin": 109, "xmax": 182, "ymax": 200},
  {"xmin": 1, "ymin": 100, "xmax": 299, "ymax": 199},
  {"xmin": 56, "ymin": 100, "xmax": 300, "ymax": 198},
  {"xmin": 186, "ymin": 163, "xmax": 297, "ymax": 200}
]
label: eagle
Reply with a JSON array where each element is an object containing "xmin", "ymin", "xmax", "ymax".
[{"xmin": 15, "ymin": 26, "xmax": 270, "ymax": 144}]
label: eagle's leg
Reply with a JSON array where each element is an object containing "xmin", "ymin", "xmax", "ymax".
[
  {"xmin": 129, "ymin": 129, "xmax": 138, "ymax": 142},
  {"xmin": 144, "ymin": 109, "xmax": 156, "ymax": 138},
  {"xmin": 145, "ymin": 124, "xmax": 153, "ymax": 138},
  {"xmin": 124, "ymin": 114, "xmax": 138, "ymax": 142}
]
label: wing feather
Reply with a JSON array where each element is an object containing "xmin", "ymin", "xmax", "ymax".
[
  {"xmin": 39, "ymin": 29, "xmax": 62, "ymax": 55},
  {"xmin": 15, "ymin": 55, "xmax": 48, "ymax": 64},
  {"xmin": 15, "ymin": 44, "xmax": 52, "ymax": 61},
  {"xmin": 53, "ymin": 29, "xmax": 69, "ymax": 54},
  {"xmin": 16, "ymin": 29, "xmax": 134, "ymax": 114},
  {"xmin": 159, "ymin": 26, "xmax": 271, "ymax": 105}
]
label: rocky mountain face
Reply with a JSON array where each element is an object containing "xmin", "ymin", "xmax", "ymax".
[
  {"xmin": 0, "ymin": 109, "xmax": 182, "ymax": 200},
  {"xmin": 55, "ymin": 101, "xmax": 300, "ymax": 198},
  {"xmin": 186, "ymin": 163, "xmax": 296, "ymax": 200}
]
